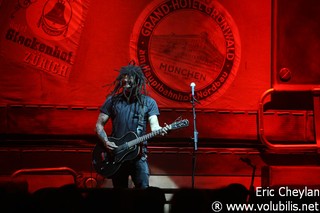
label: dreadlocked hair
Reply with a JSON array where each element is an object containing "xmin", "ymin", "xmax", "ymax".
[{"xmin": 110, "ymin": 64, "xmax": 147, "ymax": 105}]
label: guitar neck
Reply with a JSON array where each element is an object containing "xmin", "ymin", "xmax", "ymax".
[{"xmin": 127, "ymin": 128, "xmax": 164, "ymax": 148}]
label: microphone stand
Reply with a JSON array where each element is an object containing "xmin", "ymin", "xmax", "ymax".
[{"xmin": 191, "ymin": 93, "xmax": 198, "ymax": 189}]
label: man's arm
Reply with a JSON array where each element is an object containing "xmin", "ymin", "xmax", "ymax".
[
  {"xmin": 95, "ymin": 112, "xmax": 117, "ymax": 150},
  {"xmin": 148, "ymin": 114, "xmax": 169, "ymax": 135}
]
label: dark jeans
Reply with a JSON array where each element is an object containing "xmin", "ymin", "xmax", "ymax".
[{"xmin": 112, "ymin": 155, "xmax": 149, "ymax": 189}]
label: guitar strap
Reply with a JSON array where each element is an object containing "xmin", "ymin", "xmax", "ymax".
[
  {"xmin": 136, "ymin": 95, "xmax": 145, "ymax": 137},
  {"xmin": 137, "ymin": 96, "xmax": 146, "ymax": 155}
]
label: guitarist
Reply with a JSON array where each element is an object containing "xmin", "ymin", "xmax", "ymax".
[{"xmin": 95, "ymin": 61, "xmax": 170, "ymax": 189}]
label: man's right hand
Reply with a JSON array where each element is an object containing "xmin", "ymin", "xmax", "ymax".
[{"xmin": 105, "ymin": 141, "xmax": 118, "ymax": 150}]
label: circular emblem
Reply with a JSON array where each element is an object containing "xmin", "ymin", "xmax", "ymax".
[
  {"xmin": 130, "ymin": 0, "xmax": 241, "ymax": 105},
  {"xmin": 26, "ymin": 0, "xmax": 84, "ymax": 40}
]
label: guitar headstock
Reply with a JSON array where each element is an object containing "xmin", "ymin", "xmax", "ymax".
[{"xmin": 169, "ymin": 119, "xmax": 189, "ymax": 130}]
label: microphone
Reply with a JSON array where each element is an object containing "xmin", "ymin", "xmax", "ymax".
[
  {"xmin": 240, "ymin": 157, "xmax": 255, "ymax": 168},
  {"xmin": 190, "ymin": 82, "xmax": 195, "ymax": 96},
  {"xmin": 240, "ymin": 157, "xmax": 251, "ymax": 165}
]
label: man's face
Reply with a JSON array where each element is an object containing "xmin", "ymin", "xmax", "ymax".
[{"xmin": 122, "ymin": 74, "xmax": 135, "ymax": 89}]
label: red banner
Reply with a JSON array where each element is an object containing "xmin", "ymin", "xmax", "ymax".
[{"xmin": 0, "ymin": 0, "xmax": 271, "ymax": 110}]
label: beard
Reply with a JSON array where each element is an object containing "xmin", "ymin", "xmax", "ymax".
[{"xmin": 122, "ymin": 84, "xmax": 137, "ymax": 102}]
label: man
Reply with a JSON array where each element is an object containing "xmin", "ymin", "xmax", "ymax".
[{"xmin": 95, "ymin": 62, "xmax": 169, "ymax": 189}]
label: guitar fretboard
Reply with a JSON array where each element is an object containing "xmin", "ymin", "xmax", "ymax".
[
  {"xmin": 125, "ymin": 119, "xmax": 188, "ymax": 148},
  {"xmin": 127, "ymin": 128, "xmax": 164, "ymax": 147}
]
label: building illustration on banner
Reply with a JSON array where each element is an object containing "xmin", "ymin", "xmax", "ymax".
[{"xmin": 130, "ymin": 0, "xmax": 241, "ymax": 105}]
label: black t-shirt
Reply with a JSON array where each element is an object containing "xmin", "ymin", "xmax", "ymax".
[{"xmin": 100, "ymin": 95, "xmax": 160, "ymax": 139}]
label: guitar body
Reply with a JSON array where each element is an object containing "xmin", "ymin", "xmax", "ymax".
[
  {"xmin": 92, "ymin": 118, "xmax": 189, "ymax": 178},
  {"xmin": 92, "ymin": 132, "xmax": 140, "ymax": 178}
]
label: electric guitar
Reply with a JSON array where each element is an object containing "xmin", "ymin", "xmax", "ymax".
[{"xmin": 92, "ymin": 119, "xmax": 189, "ymax": 178}]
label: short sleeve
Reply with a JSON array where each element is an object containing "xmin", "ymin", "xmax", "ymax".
[
  {"xmin": 146, "ymin": 96, "xmax": 160, "ymax": 117},
  {"xmin": 100, "ymin": 96, "xmax": 112, "ymax": 115}
]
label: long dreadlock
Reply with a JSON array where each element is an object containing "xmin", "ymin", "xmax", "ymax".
[{"xmin": 109, "ymin": 61, "xmax": 147, "ymax": 105}]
